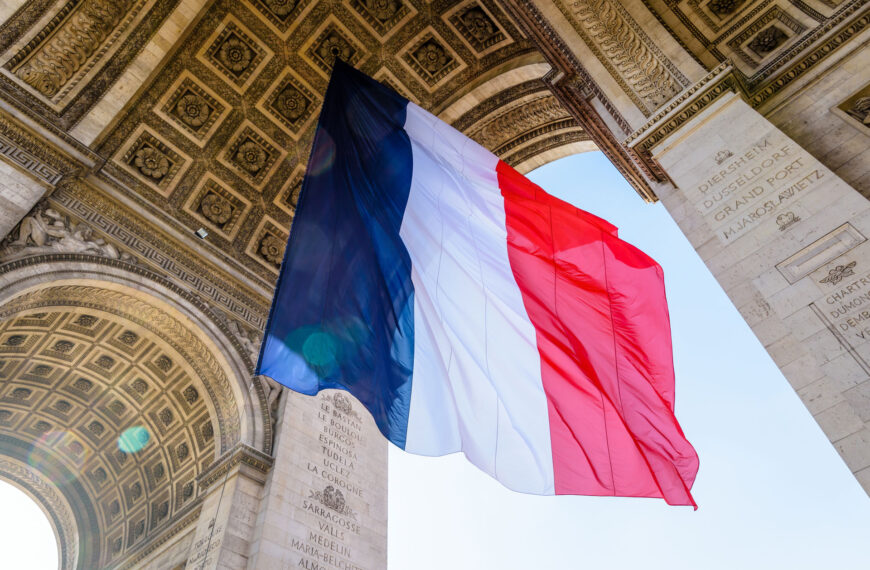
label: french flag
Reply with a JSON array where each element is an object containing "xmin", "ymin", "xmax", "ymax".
[{"xmin": 257, "ymin": 61, "xmax": 698, "ymax": 507}]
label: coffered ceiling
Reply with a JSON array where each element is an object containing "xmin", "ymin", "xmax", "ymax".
[{"xmin": 0, "ymin": 0, "xmax": 592, "ymax": 286}]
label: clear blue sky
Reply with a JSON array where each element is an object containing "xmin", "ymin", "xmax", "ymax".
[{"xmin": 388, "ymin": 151, "xmax": 870, "ymax": 569}]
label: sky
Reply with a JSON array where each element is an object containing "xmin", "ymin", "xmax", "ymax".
[
  {"xmin": 0, "ymin": 480, "xmax": 58, "ymax": 568},
  {"xmin": 0, "ymin": 151, "xmax": 868, "ymax": 569},
  {"xmin": 388, "ymin": 151, "xmax": 870, "ymax": 569}
]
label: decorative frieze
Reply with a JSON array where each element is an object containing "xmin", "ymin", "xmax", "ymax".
[
  {"xmin": 0, "ymin": 111, "xmax": 78, "ymax": 185},
  {"xmin": 6, "ymin": 0, "xmax": 147, "ymax": 101},
  {"xmin": 554, "ymin": 0, "xmax": 689, "ymax": 114}
]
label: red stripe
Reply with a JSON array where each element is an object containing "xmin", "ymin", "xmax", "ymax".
[{"xmin": 496, "ymin": 161, "xmax": 699, "ymax": 507}]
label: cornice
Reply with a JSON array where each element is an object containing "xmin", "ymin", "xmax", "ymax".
[
  {"xmin": 197, "ymin": 442, "xmax": 274, "ymax": 489},
  {"xmin": 0, "ymin": 108, "xmax": 84, "ymax": 185},
  {"xmin": 626, "ymin": 2, "xmax": 867, "ymax": 152},
  {"xmin": 625, "ymin": 62, "xmax": 745, "ymax": 151}
]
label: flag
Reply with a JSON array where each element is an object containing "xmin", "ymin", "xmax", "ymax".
[{"xmin": 257, "ymin": 61, "xmax": 699, "ymax": 507}]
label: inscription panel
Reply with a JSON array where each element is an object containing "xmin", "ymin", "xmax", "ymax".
[
  {"xmin": 653, "ymin": 92, "xmax": 870, "ymax": 492},
  {"xmin": 260, "ymin": 389, "xmax": 387, "ymax": 569},
  {"xmin": 688, "ymin": 136, "xmax": 826, "ymax": 243}
]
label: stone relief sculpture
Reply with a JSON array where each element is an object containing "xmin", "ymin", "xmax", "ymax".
[
  {"xmin": 846, "ymin": 97, "xmax": 870, "ymax": 126},
  {"xmin": 205, "ymin": 304, "xmax": 263, "ymax": 366},
  {"xmin": 0, "ymin": 204, "xmax": 136, "ymax": 263},
  {"xmin": 10, "ymin": 0, "xmax": 136, "ymax": 99},
  {"xmin": 556, "ymin": 0, "xmax": 687, "ymax": 113}
]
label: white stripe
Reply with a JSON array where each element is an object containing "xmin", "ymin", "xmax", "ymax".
[{"xmin": 400, "ymin": 103, "xmax": 554, "ymax": 494}]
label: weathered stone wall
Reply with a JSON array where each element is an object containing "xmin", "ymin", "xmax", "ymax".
[
  {"xmin": 764, "ymin": 40, "xmax": 870, "ymax": 200},
  {"xmin": 650, "ymin": 92, "xmax": 870, "ymax": 493},
  {"xmin": 248, "ymin": 389, "xmax": 388, "ymax": 569}
]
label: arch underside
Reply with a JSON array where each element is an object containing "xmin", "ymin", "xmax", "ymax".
[
  {"xmin": 0, "ymin": 269, "xmax": 262, "ymax": 567},
  {"xmin": 0, "ymin": 0, "xmax": 597, "ymax": 291}
]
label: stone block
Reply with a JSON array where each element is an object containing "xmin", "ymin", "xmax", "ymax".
[
  {"xmin": 814, "ymin": 401, "xmax": 865, "ymax": 442},
  {"xmin": 799, "ymin": 375, "xmax": 846, "ymax": 415},
  {"xmin": 843, "ymin": 380, "xmax": 870, "ymax": 422},
  {"xmin": 834, "ymin": 428, "xmax": 870, "ymax": 471}
]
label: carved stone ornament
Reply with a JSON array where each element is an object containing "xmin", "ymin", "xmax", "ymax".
[
  {"xmin": 263, "ymin": 0, "xmax": 298, "ymax": 18},
  {"xmin": 235, "ymin": 140, "xmax": 268, "ymax": 174},
  {"xmin": 324, "ymin": 392, "xmax": 361, "ymax": 420},
  {"xmin": 0, "ymin": 203, "xmax": 136, "ymax": 264},
  {"xmin": 820, "ymin": 261, "xmax": 857, "ymax": 285},
  {"xmin": 174, "ymin": 92, "xmax": 211, "ymax": 128},
  {"xmin": 714, "ymin": 150, "xmax": 734, "ymax": 164},
  {"xmin": 133, "ymin": 146, "xmax": 170, "ymax": 179},
  {"xmin": 747, "ymin": 25, "xmax": 789, "ymax": 58},
  {"xmin": 554, "ymin": 0, "xmax": 688, "ymax": 113},
  {"xmin": 273, "ymin": 84, "xmax": 309, "ymax": 123},
  {"xmin": 776, "ymin": 212, "xmax": 801, "ymax": 231},
  {"xmin": 208, "ymin": 306, "xmax": 261, "ymax": 366},
  {"xmin": 707, "ymin": 0, "xmax": 745, "ymax": 17},
  {"xmin": 846, "ymin": 97, "xmax": 870, "ymax": 126},
  {"xmin": 10, "ymin": 0, "xmax": 135, "ymax": 99},
  {"xmin": 218, "ymin": 36, "xmax": 254, "ymax": 75},
  {"xmin": 309, "ymin": 485, "xmax": 357, "ymax": 518},
  {"xmin": 259, "ymin": 234, "xmax": 285, "ymax": 266},
  {"xmin": 366, "ymin": 0, "xmax": 402, "ymax": 22},
  {"xmin": 200, "ymin": 193, "xmax": 234, "ymax": 225},
  {"xmin": 313, "ymin": 32, "xmax": 356, "ymax": 70}
]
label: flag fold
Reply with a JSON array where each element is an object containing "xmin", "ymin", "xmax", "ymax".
[{"xmin": 257, "ymin": 61, "xmax": 698, "ymax": 507}]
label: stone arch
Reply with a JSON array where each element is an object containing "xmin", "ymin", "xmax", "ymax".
[
  {"xmin": 0, "ymin": 254, "xmax": 274, "ymax": 567},
  {"xmin": 439, "ymin": 54, "xmax": 596, "ymax": 173},
  {"xmin": 0, "ymin": 456, "xmax": 80, "ymax": 570}
]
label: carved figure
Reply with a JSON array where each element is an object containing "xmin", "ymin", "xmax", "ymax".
[
  {"xmin": 846, "ymin": 97, "xmax": 870, "ymax": 126},
  {"xmin": 2, "ymin": 204, "xmax": 134, "ymax": 263}
]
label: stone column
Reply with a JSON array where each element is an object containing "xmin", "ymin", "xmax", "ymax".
[
  {"xmin": 0, "ymin": 111, "xmax": 77, "ymax": 241},
  {"xmin": 247, "ymin": 383, "xmax": 388, "ymax": 569},
  {"xmin": 629, "ymin": 72, "xmax": 870, "ymax": 494},
  {"xmin": 184, "ymin": 444, "xmax": 273, "ymax": 569}
]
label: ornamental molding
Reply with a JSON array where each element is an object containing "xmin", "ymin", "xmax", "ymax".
[
  {"xmin": 626, "ymin": 3, "xmax": 868, "ymax": 151},
  {"xmin": 625, "ymin": 61, "xmax": 745, "ymax": 150},
  {"xmin": 0, "ymin": 250, "xmax": 262, "ymax": 379},
  {"xmin": 469, "ymin": 94, "xmax": 575, "ymax": 153},
  {"xmin": 197, "ymin": 442, "xmax": 274, "ymax": 489},
  {"xmin": 0, "ymin": 110, "xmax": 81, "ymax": 185},
  {"xmin": 115, "ymin": 502, "xmax": 202, "ymax": 570},
  {"xmin": 501, "ymin": 0, "xmax": 632, "ymax": 134},
  {"xmin": 552, "ymin": 0, "xmax": 690, "ymax": 115},
  {"xmin": 749, "ymin": 5, "xmax": 869, "ymax": 107},
  {"xmin": 49, "ymin": 180, "xmax": 270, "ymax": 329},
  {"xmin": 6, "ymin": 0, "xmax": 148, "ymax": 103}
]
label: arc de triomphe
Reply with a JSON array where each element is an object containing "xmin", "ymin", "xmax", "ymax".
[{"xmin": 0, "ymin": 0, "xmax": 866, "ymax": 567}]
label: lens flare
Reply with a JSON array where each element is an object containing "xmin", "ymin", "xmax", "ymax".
[
  {"xmin": 307, "ymin": 132, "xmax": 335, "ymax": 176},
  {"xmin": 118, "ymin": 426, "xmax": 150, "ymax": 453},
  {"xmin": 303, "ymin": 331, "xmax": 338, "ymax": 369},
  {"xmin": 27, "ymin": 430, "xmax": 87, "ymax": 485}
]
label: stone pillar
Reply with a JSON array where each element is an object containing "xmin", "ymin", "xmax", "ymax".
[
  {"xmin": 629, "ymin": 76, "xmax": 870, "ymax": 494},
  {"xmin": 247, "ymin": 384, "xmax": 388, "ymax": 569},
  {"xmin": 0, "ymin": 111, "xmax": 77, "ymax": 241},
  {"xmin": 184, "ymin": 444, "xmax": 273, "ymax": 569},
  {"xmin": 0, "ymin": 159, "xmax": 51, "ymax": 242}
]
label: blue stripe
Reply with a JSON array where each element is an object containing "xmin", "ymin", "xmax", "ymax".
[{"xmin": 257, "ymin": 61, "xmax": 414, "ymax": 448}]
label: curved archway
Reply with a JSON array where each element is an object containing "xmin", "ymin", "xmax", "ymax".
[
  {"xmin": 0, "ymin": 462, "xmax": 69, "ymax": 570},
  {"xmin": 0, "ymin": 256, "xmax": 274, "ymax": 567}
]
